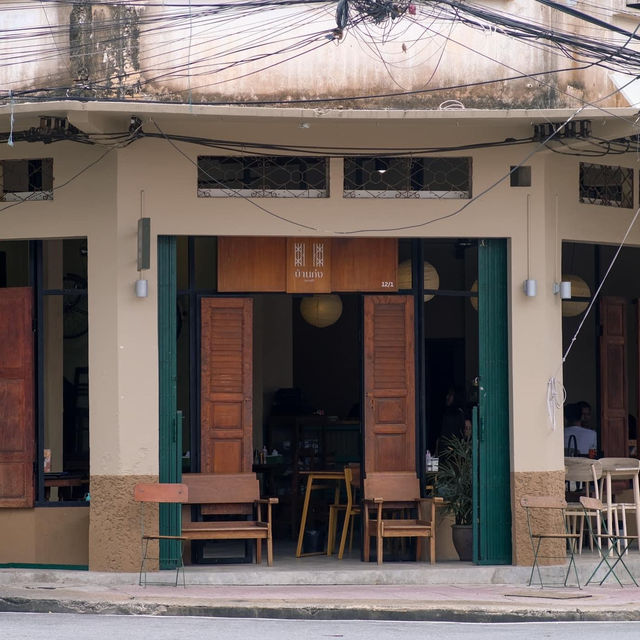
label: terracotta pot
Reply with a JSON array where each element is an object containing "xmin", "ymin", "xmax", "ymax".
[{"xmin": 451, "ymin": 524, "xmax": 473, "ymax": 561}]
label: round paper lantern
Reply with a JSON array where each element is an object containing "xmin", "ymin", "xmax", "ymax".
[
  {"xmin": 562, "ymin": 274, "xmax": 590, "ymax": 317},
  {"xmin": 470, "ymin": 280, "xmax": 478, "ymax": 311},
  {"xmin": 397, "ymin": 259, "xmax": 440, "ymax": 301},
  {"xmin": 300, "ymin": 294, "xmax": 343, "ymax": 328}
]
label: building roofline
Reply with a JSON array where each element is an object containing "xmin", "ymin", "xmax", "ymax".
[{"xmin": 1, "ymin": 100, "xmax": 639, "ymax": 126}]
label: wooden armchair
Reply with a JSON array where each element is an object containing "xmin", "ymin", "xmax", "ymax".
[{"xmin": 362, "ymin": 471, "xmax": 442, "ymax": 564}]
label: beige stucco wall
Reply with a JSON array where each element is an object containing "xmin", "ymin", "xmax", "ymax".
[
  {"xmin": 89, "ymin": 474, "xmax": 156, "ymax": 572},
  {"xmin": 512, "ymin": 470, "xmax": 566, "ymax": 566},
  {"xmin": 2, "ymin": 104, "xmax": 640, "ymax": 568}
]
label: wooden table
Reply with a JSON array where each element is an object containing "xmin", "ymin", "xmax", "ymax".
[
  {"xmin": 295, "ymin": 470, "xmax": 345, "ymax": 557},
  {"xmin": 44, "ymin": 473, "xmax": 88, "ymax": 501}
]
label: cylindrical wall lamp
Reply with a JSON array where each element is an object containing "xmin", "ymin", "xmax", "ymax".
[
  {"xmin": 135, "ymin": 278, "xmax": 148, "ymax": 298},
  {"xmin": 523, "ymin": 279, "xmax": 537, "ymax": 297}
]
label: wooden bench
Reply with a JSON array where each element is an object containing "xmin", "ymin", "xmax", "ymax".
[
  {"xmin": 181, "ymin": 473, "xmax": 277, "ymax": 567},
  {"xmin": 134, "ymin": 473, "xmax": 277, "ymax": 585}
]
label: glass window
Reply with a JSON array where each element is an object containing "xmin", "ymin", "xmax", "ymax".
[
  {"xmin": 197, "ymin": 156, "xmax": 328, "ymax": 198},
  {"xmin": 344, "ymin": 157, "xmax": 471, "ymax": 198}
]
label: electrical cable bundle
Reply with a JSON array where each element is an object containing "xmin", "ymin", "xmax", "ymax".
[{"xmin": 0, "ymin": 0, "xmax": 639, "ymax": 105}]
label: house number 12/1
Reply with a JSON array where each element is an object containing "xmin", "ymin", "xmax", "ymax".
[{"xmin": 381, "ymin": 281, "xmax": 395, "ymax": 288}]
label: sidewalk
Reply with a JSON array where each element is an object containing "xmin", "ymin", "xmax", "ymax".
[{"xmin": 2, "ymin": 553, "xmax": 640, "ymax": 622}]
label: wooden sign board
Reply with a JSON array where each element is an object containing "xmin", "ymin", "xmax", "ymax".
[
  {"xmin": 218, "ymin": 237, "xmax": 286, "ymax": 292},
  {"xmin": 218, "ymin": 236, "xmax": 397, "ymax": 293},
  {"xmin": 286, "ymin": 238, "xmax": 331, "ymax": 293},
  {"xmin": 332, "ymin": 238, "xmax": 398, "ymax": 292}
]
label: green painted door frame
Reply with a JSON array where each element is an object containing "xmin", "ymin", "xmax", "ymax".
[
  {"xmin": 473, "ymin": 238, "xmax": 512, "ymax": 564},
  {"xmin": 158, "ymin": 236, "xmax": 182, "ymax": 568}
]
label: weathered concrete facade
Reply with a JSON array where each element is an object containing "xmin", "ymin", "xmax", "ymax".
[{"xmin": 0, "ymin": 1, "xmax": 635, "ymax": 107}]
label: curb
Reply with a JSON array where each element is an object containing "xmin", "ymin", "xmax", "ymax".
[{"xmin": 2, "ymin": 596, "xmax": 640, "ymax": 623}]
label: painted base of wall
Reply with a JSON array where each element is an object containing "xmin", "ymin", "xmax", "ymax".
[
  {"xmin": 89, "ymin": 474, "xmax": 157, "ymax": 572},
  {"xmin": 0, "ymin": 506, "xmax": 89, "ymax": 566},
  {"xmin": 512, "ymin": 469, "xmax": 565, "ymax": 566}
]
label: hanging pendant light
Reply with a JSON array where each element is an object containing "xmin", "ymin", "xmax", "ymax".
[
  {"xmin": 300, "ymin": 294, "xmax": 343, "ymax": 328},
  {"xmin": 562, "ymin": 274, "xmax": 590, "ymax": 317},
  {"xmin": 397, "ymin": 259, "xmax": 440, "ymax": 301},
  {"xmin": 470, "ymin": 280, "xmax": 478, "ymax": 311}
]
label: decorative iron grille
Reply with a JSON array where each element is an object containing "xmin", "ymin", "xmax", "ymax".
[
  {"xmin": 197, "ymin": 156, "xmax": 328, "ymax": 198},
  {"xmin": 579, "ymin": 162, "xmax": 633, "ymax": 208},
  {"xmin": 343, "ymin": 157, "xmax": 471, "ymax": 198},
  {"xmin": 0, "ymin": 158, "xmax": 53, "ymax": 201}
]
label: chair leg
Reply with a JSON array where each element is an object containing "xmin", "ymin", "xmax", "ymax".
[
  {"xmin": 337, "ymin": 511, "xmax": 351, "ymax": 560},
  {"xmin": 529, "ymin": 538, "xmax": 545, "ymax": 587},
  {"xmin": 348, "ymin": 516, "xmax": 355, "ymax": 553},
  {"xmin": 376, "ymin": 505, "xmax": 383, "ymax": 564},
  {"xmin": 139, "ymin": 538, "xmax": 150, "ymax": 587},
  {"xmin": 267, "ymin": 535, "xmax": 273, "ymax": 567},
  {"xmin": 327, "ymin": 506, "xmax": 337, "ymax": 556},
  {"xmin": 564, "ymin": 538, "xmax": 580, "ymax": 589},
  {"xmin": 256, "ymin": 538, "xmax": 262, "ymax": 565},
  {"xmin": 363, "ymin": 509, "xmax": 371, "ymax": 562},
  {"xmin": 175, "ymin": 541, "xmax": 186, "ymax": 588}
]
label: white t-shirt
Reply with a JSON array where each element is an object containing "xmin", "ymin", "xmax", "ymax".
[{"xmin": 564, "ymin": 426, "xmax": 597, "ymax": 455}]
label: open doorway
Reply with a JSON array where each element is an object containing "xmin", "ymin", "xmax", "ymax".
[
  {"xmin": 172, "ymin": 235, "xmax": 506, "ymax": 564},
  {"xmin": 562, "ymin": 242, "xmax": 640, "ymax": 459},
  {"xmin": 251, "ymin": 293, "xmax": 361, "ymax": 550}
]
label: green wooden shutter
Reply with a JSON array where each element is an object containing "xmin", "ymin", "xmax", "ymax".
[
  {"xmin": 474, "ymin": 238, "xmax": 511, "ymax": 564},
  {"xmin": 158, "ymin": 236, "xmax": 182, "ymax": 568}
]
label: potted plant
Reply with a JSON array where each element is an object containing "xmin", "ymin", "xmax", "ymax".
[{"xmin": 436, "ymin": 433, "xmax": 473, "ymax": 561}]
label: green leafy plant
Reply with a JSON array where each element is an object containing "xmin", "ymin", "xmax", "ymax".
[{"xmin": 436, "ymin": 434, "xmax": 473, "ymax": 526}]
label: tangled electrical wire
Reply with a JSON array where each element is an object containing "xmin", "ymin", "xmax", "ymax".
[
  {"xmin": 0, "ymin": 0, "xmax": 640, "ymax": 106},
  {"xmin": 1, "ymin": 115, "xmax": 639, "ymax": 161}
]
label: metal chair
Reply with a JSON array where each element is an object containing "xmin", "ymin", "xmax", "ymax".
[
  {"xmin": 580, "ymin": 496, "xmax": 639, "ymax": 587},
  {"xmin": 520, "ymin": 495, "xmax": 581, "ymax": 588},
  {"xmin": 133, "ymin": 482, "xmax": 188, "ymax": 587}
]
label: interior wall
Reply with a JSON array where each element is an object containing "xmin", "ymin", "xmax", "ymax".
[
  {"xmin": 43, "ymin": 241, "xmax": 63, "ymax": 475},
  {"xmin": 259, "ymin": 294, "xmax": 293, "ymax": 444},
  {"xmin": 562, "ymin": 243, "xmax": 640, "ymax": 438},
  {"xmin": 292, "ymin": 294, "xmax": 359, "ymax": 419},
  {"xmin": 0, "ymin": 240, "xmax": 29, "ymax": 286}
]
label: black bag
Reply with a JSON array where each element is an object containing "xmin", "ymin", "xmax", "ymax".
[{"xmin": 564, "ymin": 434, "xmax": 578, "ymax": 457}]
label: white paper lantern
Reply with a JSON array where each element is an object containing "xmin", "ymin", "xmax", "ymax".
[
  {"xmin": 397, "ymin": 259, "xmax": 440, "ymax": 301},
  {"xmin": 470, "ymin": 280, "xmax": 478, "ymax": 311},
  {"xmin": 562, "ymin": 274, "xmax": 590, "ymax": 317},
  {"xmin": 300, "ymin": 294, "xmax": 343, "ymax": 328}
]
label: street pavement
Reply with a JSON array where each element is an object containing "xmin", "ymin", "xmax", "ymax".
[{"xmin": 2, "ymin": 552, "xmax": 640, "ymax": 622}]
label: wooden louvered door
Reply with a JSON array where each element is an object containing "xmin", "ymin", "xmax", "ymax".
[
  {"xmin": 363, "ymin": 295, "xmax": 415, "ymax": 473},
  {"xmin": 200, "ymin": 298, "xmax": 253, "ymax": 474},
  {"xmin": 600, "ymin": 296, "xmax": 628, "ymax": 458},
  {"xmin": 0, "ymin": 287, "xmax": 35, "ymax": 508}
]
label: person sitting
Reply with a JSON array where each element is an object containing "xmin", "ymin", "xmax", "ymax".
[
  {"xmin": 576, "ymin": 400, "xmax": 593, "ymax": 429},
  {"xmin": 564, "ymin": 402, "xmax": 597, "ymax": 456}
]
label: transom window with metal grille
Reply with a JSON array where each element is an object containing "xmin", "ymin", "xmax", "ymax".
[
  {"xmin": 579, "ymin": 162, "xmax": 633, "ymax": 208},
  {"xmin": 1, "ymin": 158, "xmax": 53, "ymax": 201},
  {"xmin": 343, "ymin": 157, "xmax": 471, "ymax": 198},
  {"xmin": 197, "ymin": 156, "xmax": 328, "ymax": 198}
]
